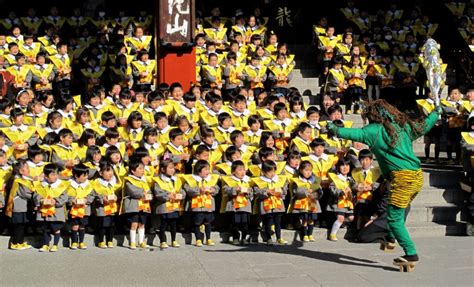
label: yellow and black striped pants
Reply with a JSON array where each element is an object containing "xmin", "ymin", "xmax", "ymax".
[{"xmin": 388, "ymin": 169, "xmax": 423, "ymax": 208}]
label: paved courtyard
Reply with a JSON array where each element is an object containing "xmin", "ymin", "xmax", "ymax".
[{"xmin": 1, "ymin": 236, "xmax": 473, "ymax": 286}]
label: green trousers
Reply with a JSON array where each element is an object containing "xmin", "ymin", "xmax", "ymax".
[{"xmin": 387, "ymin": 204, "xmax": 417, "ymax": 256}]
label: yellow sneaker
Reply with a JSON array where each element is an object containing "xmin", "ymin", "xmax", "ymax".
[
  {"xmin": 328, "ymin": 234, "xmax": 338, "ymax": 241},
  {"xmin": 50, "ymin": 245, "xmax": 58, "ymax": 252},
  {"xmin": 107, "ymin": 242, "xmax": 114, "ymax": 248},
  {"xmin": 79, "ymin": 243, "xmax": 87, "ymax": 250},
  {"xmin": 139, "ymin": 242, "xmax": 149, "ymax": 249},
  {"xmin": 20, "ymin": 242, "xmax": 32, "ymax": 249},
  {"xmin": 277, "ymin": 238, "xmax": 288, "ymax": 245},
  {"xmin": 171, "ymin": 241, "xmax": 180, "ymax": 248},
  {"xmin": 346, "ymin": 110, "xmax": 353, "ymax": 115},
  {"xmin": 70, "ymin": 242, "xmax": 78, "ymax": 250},
  {"xmin": 356, "ymin": 109, "xmax": 362, "ymax": 114},
  {"xmin": 308, "ymin": 235, "xmax": 315, "ymax": 242},
  {"xmin": 195, "ymin": 239, "xmax": 203, "ymax": 247},
  {"xmin": 10, "ymin": 243, "xmax": 24, "ymax": 250},
  {"xmin": 160, "ymin": 242, "xmax": 169, "ymax": 249},
  {"xmin": 98, "ymin": 242, "xmax": 107, "ymax": 249},
  {"xmin": 129, "ymin": 242, "xmax": 137, "ymax": 250},
  {"xmin": 39, "ymin": 245, "xmax": 49, "ymax": 252},
  {"xmin": 206, "ymin": 239, "xmax": 215, "ymax": 246},
  {"xmin": 302, "ymin": 235, "xmax": 310, "ymax": 242}
]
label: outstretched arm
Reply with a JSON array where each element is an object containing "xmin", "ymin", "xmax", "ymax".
[{"xmin": 328, "ymin": 123, "xmax": 379, "ymax": 147}]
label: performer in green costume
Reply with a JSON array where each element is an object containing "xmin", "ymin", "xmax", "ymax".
[{"xmin": 327, "ymin": 99, "xmax": 441, "ymax": 267}]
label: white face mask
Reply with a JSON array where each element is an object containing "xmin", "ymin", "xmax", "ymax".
[
  {"xmin": 309, "ymin": 120, "xmax": 319, "ymax": 126},
  {"xmin": 99, "ymin": 12, "xmax": 105, "ymax": 17},
  {"xmin": 385, "ymin": 35, "xmax": 392, "ymax": 40}
]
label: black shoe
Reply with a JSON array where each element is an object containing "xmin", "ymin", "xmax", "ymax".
[{"xmin": 394, "ymin": 254, "xmax": 419, "ymax": 264}]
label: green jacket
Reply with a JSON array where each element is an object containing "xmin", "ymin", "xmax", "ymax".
[{"xmin": 336, "ymin": 111, "xmax": 439, "ymax": 178}]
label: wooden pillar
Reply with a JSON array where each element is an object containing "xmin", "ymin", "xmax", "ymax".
[{"xmin": 156, "ymin": 0, "xmax": 196, "ymax": 91}]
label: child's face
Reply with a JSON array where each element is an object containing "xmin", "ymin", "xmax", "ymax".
[
  {"xmin": 198, "ymin": 166, "xmax": 210, "ymax": 178},
  {"xmin": 231, "ymin": 152, "xmax": 241, "ymax": 161},
  {"xmin": 32, "ymin": 103, "xmax": 42, "ymax": 114},
  {"xmin": 87, "ymin": 137, "xmax": 96, "ymax": 147},
  {"xmin": 233, "ymin": 134, "xmax": 244, "ymax": 147},
  {"xmin": 263, "ymin": 169, "xmax": 276, "ymax": 179},
  {"xmin": 107, "ymin": 137, "xmax": 119, "ymax": 145},
  {"xmin": 90, "ymin": 96, "xmax": 101, "ymax": 106},
  {"xmin": 185, "ymin": 100, "xmax": 196, "ymax": 109},
  {"xmin": 221, "ymin": 118, "xmax": 232, "ymax": 129},
  {"xmin": 141, "ymin": 155, "xmax": 151, "ymax": 165},
  {"xmin": 299, "ymin": 128, "xmax": 311, "ymax": 141},
  {"xmin": 313, "ymin": 145, "xmax": 325, "ymax": 156},
  {"xmin": 50, "ymin": 117, "xmax": 62, "ymax": 129},
  {"xmin": 172, "ymin": 87, "xmax": 183, "ymax": 101},
  {"xmin": 289, "ymin": 158, "xmax": 300, "ymax": 168},
  {"xmin": 211, "ymin": 101, "xmax": 223, "ymax": 112},
  {"xmin": 33, "ymin": 154, "xmax": 43, "ymax": 163},
  {"xmin": 360, "ymin": 157, "xmax": 373, "ymax": 170},
  {"xmin": 234, "ymin": 101, "xmax": 246, "ymax": 112},
  {"xmin": 131, "ymin": 120, "xmax": 142, "ymax": 129},
  {"xmin": 277, "ymin": 109, "xmax": 288, "ymax": 120},
  {"xmin": 156, "ymin": 117, "xmax": 168, "ymax": 130},
  {"xmin": 110, "ymin": 152, "xmax": 121, "ymax": 163},
  {"xmin": 13, "ymin": 115, "xmax": 24, "ymax": 125},
  {"xmin": 307, "ymin": 113, "xmax": 320, "ymax": 123},
  {"xmin": 233, "ymin": 165, "xmax": 246, "ymax": 179},
  {"xmin": 46, "ymin": 171, "xmax": 58, "ymax": 183},
  {"xmin": 209, "ymin": 56, "xmax": 218, "ymax": 67},
  {"xmin": 178, "ymin": 121, "xmax": 190, "ymax": 132},
  {"xmin": 61, "ymin": 135, "xmax": 73, "ymax": 146},
  {"xmin": 197, "ymin": 151, "xmax": 209, "ymax": 161},
  {"xmin": 300, "ymin": 165, "xmax": 312, "ymax": 179},
  {"xmin": 250, "ymin": 121, "xmax": 260, "ymax": 131},
  {"xmin": 467, "ymin": 91, "xmax": 474, "ymax": 102},
  {"xmin": 450, "ymin": 89, "xmax": 461, "ymax": 101},
  {"xmin": 265, "ymin": 136, "xmax": 274, "ymax": 148},
  {"xmin": 75, "ymin": 173, "xmax": 88, "ymax": 183},
  {"xmin": 203, "ymin": 136, "xmax": 214, "ymax": 145},
  {"xmin": 196, "ymin": 37, "xmax": 205, "ymax": 46},
  {"xmin": 329, "ymin": 111, "xmax": 342, "ymax": 121},
  {"xmin": 149, "ymin": 99, "xmax": 162, "ymax": 109},
  {"xmin": 264, "ymin": 153, "xmax": 276, "ymax": 162},
  {"xmin": 292, "ymin": 103, "xmax": 302, "ymax": 112},
  {"xmin": 105, "ymin": 119, "xmax": 117, "ymax": 128},
  {"xmin": 164, "ymin": 163, "xmax": 176, "ymax": 176},
  {"xmin": 120, "ymin": 97, "xmax": 131, "ymax": 107},
  {"xmin": 0, "ymin": 155, "xmax": 7, "ymax": 165},
  {"xmin": 339, "ymin": 164, "xmax": 350, "ymax": 175},
  {"xmin": 327, "ymin": 28, "xmax": 335, "ymax": 36},
  {"xmin": 172, "ymin": 135, "xmax": 184, "ymax": 147},
  {"xmin": 146, "ymin": 134, "xmax": 157, "ymax": 144},
  {"xmin": 0, "ymin": 137, "xmax": 5, "ymax": 147},
  {"xmin": 79, "ymin": 113, "xmax": 89, "ymax": 124},
  {"xmin": 132, "ymin": 164, "xmax": 145, "ymax": 178},
  {"xmin": 93, "ymin": 152, "xmax": 101, "ymax": 162},
  {"xmin": 17, "ymin": 93, "xmax": 29, "ymax": 106}
]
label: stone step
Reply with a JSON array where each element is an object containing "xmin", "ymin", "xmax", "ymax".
[
  {"xmin": 408, "ymin": 203, "xmax": 461, "ymax": 223},
  {"xmin": 1, "ymin": 220, "xmax": 466, "ymax": 249},
  {"xmin": 422, "ymin": 169, "xmax": 463, "ymax": 189},
  {"xmin": 290, "ymin": 78, "xmax": 318, "ymax": 86},
  {"xmin": 292, "ymin": 69, "xmax": 320, "ymax": 78},
  {"xmin": 412, "ymin": 187, "xmax": 464, "ymax": 205}
]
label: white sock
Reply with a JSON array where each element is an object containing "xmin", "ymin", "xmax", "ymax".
[
  {"xmin": 138, "ymin": 228, "xmax": 145, "ymax": 244},
  {"xmin": 330, "ymin": 220, "xmax": 343, "ymax": 235},
  {"xmin": 130, "ymin": 229, "xmax": 136, "ymax": 244}
]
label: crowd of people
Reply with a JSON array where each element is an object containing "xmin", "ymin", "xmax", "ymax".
[{"xmin": 0, "ymin": 2, "xmax": 472, "ymax": 255}]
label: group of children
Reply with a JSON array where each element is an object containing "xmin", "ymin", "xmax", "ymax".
[
  {"xmin": 316, "ymin": 1, "xmax": 446, "ymax": 114},
  {"xmin": 0, "ymin": 69, "xmax": 393, "ymax": 252},
  {"xmin": 0, "ymin": 6, "xmax": 155, "ymax": 96},
  {"xmin": 194, "ymin": 10, "xmax": 295, "ymax": 100}
]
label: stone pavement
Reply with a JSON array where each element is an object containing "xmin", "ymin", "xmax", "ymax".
[{"xmin": 1, "ymin": 236, "xmax": 473, "ymax": 286}]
